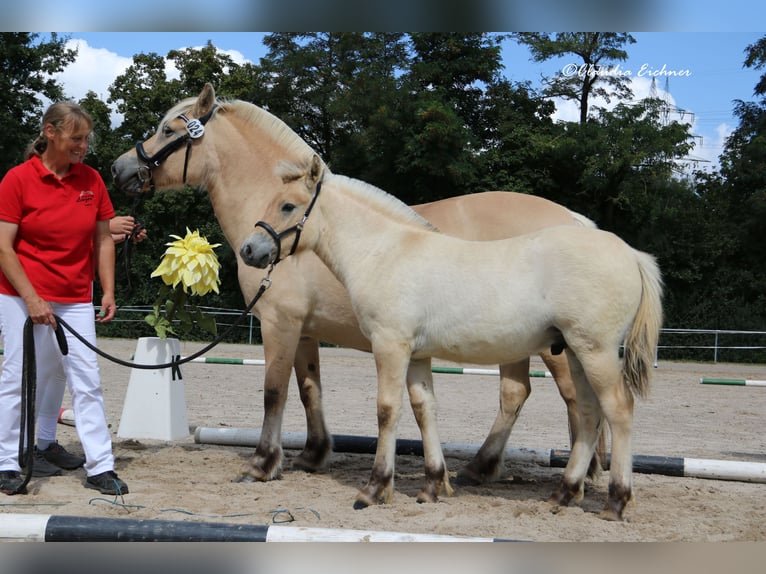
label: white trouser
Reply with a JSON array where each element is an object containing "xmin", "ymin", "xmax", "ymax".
[
  {"xmin": 36, "ymin": 364, "xmax": 67, "ymax": 447},
  {"xmin": 0, "ymin": 294, "xmax": 114, "ymax": 476}
]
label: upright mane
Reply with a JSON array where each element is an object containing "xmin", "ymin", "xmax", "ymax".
[
  {"xmin": 330, "ymin": 174, "xmax": 438, "ymax": 231},
  {"xmin": 165, "ymin": 96, "xmax": 323, "ymax": 168},
  {"xmin": 276, "ymin": 157, "xmax": 438, "ymax": 232}
]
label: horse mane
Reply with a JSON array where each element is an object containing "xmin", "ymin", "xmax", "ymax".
[
  {"xmin": 330, "ymin": 174, "xmax": 439, "ymax": 232},
  {"xmin": 166, "ymin": 96, "xmax": 324, "ymax": 169},
  {"xmin": 168, "ymin": 92, "xmax": 432, "ymax": 232},
  {"xmin": 276, "ymin": 158, "xmax": 438, "ymax": 232}
]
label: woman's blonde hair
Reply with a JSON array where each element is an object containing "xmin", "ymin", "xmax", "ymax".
[{"xmin": 25, "ymin": 101, "xmax": 94, "ymax": 160}]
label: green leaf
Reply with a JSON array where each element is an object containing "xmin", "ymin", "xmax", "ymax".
[{"xmin": 197, "ymin": 313, "xmax": 217, "ymax": 336}]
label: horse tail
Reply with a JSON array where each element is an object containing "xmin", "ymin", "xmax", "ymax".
[
  {"xmin": 568, "ymin": 209, "xmax": 598, "ymax": 229},
  {"xmin": 622, "ymin": 250, "xmax": 664, "ymax": 399}
]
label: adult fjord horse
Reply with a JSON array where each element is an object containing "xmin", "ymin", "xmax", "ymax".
[
  {"xmin": 239, "ymin": 155, "xmax": 663, "ymax": 521},
  {"xmin": 110, "ymin": 83, "xmax": 605, "ymax": 489}
]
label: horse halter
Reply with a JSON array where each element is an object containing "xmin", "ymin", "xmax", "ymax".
[
  {"xmin": 133, "ymin": 104, "xmax": 218, "ymax": 193},
  {"xmin": 254, "ymin": 180, "xmax": 323, "ymax": 266}
]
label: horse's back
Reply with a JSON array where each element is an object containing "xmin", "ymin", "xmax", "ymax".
[
  {"xmin": 414, "ymin": 191, "xmax": 594, "ymax": 240},
  {"xmin": 455, "ymin": 226, "xmax": 645, "ymax": 329},
  {"xmin": 392, "ymin": 225, "xmax": 648, "ymax": 363}
]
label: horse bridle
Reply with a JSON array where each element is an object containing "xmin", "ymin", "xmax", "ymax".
[
  {"xmin": 253, "ymin": 180, "xmax": 323, "ymax": 266},
  {"xmin": 133, "ymin": 104, "xmax": 218, "ymax": 193}
]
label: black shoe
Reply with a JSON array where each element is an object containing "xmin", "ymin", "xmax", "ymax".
[
  {"xmin": 85, "ymin": 471, "xmax": 129, "ymax": 495},
  {"xmin": 0, "ymin": 471, "xmax": 27, "ymax": 495},
  {"xmin": 22, "ymin": 447, "xmax": 63, "ymax": 477},
  {"xmin": 39, "ymin": 442, "xmax": 86, "ymax": 470}
]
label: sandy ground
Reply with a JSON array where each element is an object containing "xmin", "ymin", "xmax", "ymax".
[{"xmin": 1, "ymin": 337, "xmax": 765, "ymax": 544}]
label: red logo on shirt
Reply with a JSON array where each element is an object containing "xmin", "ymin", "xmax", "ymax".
[{"xmin": 77, "ymin": 190, "xmax": 95, "ymax": 206}]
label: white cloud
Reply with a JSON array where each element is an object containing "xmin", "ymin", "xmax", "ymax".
[
  {"xmin": 53, "ymin": 39, "xmax": 182, "ymax": 127},
  {"xmin": 52, "ymin": 39, "xmax": 251, "ymax": 128},
  {"xmin": 55, "ymin": 40, "xmax": 132, "ymax": 103}
]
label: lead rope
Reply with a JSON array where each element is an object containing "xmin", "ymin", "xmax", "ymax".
[
  {"xmin": 15, "ymin": 318, "xmax": 69, "ymax": 494},
  {"xmin": 115, "ymin": 194, "xmax": 146, "ymax": 296},
  {"xmin": 60, "ymin": 267, "xmax": 273, "ymax": 371},
  {"xmin": 12, "ymin": 267, "xmax": 274, "ymax": 494}
]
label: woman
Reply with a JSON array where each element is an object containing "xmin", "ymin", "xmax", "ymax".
[
  {"xmin": 0, "ymin": 101, "xmax": 128, "ymax": 496},
  {"xmin": 28, "ymin": 214, "xmax": 148, "ymax": 479}
]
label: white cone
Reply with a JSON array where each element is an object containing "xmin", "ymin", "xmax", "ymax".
[{"xmin": 117, "ymin": 337, "xmax": 189, "ymax": 440}]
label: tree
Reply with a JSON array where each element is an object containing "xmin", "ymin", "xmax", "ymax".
[
  {"xmin": 322, "ymin": 33, "xmax": 408, "ymax": 189},
  {"xmin": 0, "ymin": 33, "xmax": 76, "ymax": 174},
  {"xmin": 407, "ymin": 33, "xmax": 503, "ymax": 129},
  {"xmin": 80, "ymin": 90, "xmax": 119, "ymax": 184},
  {"xmin": 474, "ymin": 78, "xmax": 557, "ymax": 194},
  {"xmin": 392, "ymin": 33, "xmax": 506, "ymax": 202},
  {"xmin": 108, "ymin": 52, "xmax": 182, "ymax": 143},
  {"xmin": 706, "ymin": 34, "xmax": 766, "ymax": 331},
  {"xmin": 535, "ymin": 98, "xmax": 693, "ymax": 232},
  {"xmin": 166, "ymin": 40, "xmax": 266, "ymax": 101},
  {"xmin": 743, "ymin": 35, "xmax": 766, "ymax": 97},
  {"xmin": 515, "ymin": 32, "xmax": 635, "ymax": 124},
  {"xmin": 259, "ymin": 32, "xmax": 370, "ymax": 161}
]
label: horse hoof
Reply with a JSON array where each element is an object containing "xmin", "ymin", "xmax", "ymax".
[
  {"xmin": 292, "ymin": 457, "xmax": 321, "ymax": 473},
  {"xmin": 598, "ymin": 508, "xmax": 624, "ymax": 522},
  {"xmin": 546, "ymin": 492, "xmax": 568, "ymax": 507},
  {"xmin": 453, "ymin": 471, "xmax": 481, "ymax": 486},
  {"xmin": 234, "ymin": 473, "xmax": 256, "ymax": 483},
  {"xmin": 353, "ymin": 500, "xmax": 370, "ymax": 510}
]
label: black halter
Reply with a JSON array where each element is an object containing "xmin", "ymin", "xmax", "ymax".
[
  {"xmin": 134, "ymin": 105, "xmax": 217, "ymax": 192},
  {"xmin": 254, "ymin": 180, "xmax": 323, "ymax": 266}
]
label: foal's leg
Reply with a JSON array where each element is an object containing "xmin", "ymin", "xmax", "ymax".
[
  {"xmin": 540, "ymin": 350, "xmax": 579, "ymax": 445},
  {"xmin": 455, "ymin": 359, "xmax": 531, "ymax": 485},
  {"xmin": 406, "ymin": 358, "xmax": 452, "ymax": 503},
  {"xmin": 292, "ymin": 336, "xmax": 333, "ymax": 472},
  {"xmin": 581, "ymin": 353, "xmax": 635, "ymax": 521},
  {"xmin": 547, "ymin": 351, "xmax": 604, "ymax": 508},
  {"xmin": 236, "ymin": 318, "xmax": 303, "ymax": 482},
  {"xmin": 541, "ymin": 350, "xmax": 607, "ymax": 478},
  {"xmin": 354, "ymin": 341, "xmax": 410, "ymax": 509}
]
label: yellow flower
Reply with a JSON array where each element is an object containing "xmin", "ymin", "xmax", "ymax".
[{"xmin": 151, "ymin": 228, "xmax": 221, "ymax": 296}]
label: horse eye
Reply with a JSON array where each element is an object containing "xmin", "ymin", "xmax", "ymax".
[
  {"xmin": 162, "ymin": 124, "xmax": 174, "ymax": 137},
  {"xmin": 281, "ymin": 203, "xmax": 296, "ymax": 214}
]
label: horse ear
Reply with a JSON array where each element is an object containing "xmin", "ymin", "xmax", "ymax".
[
  {"xmin": 308, "ymin": 154, "xmax": 323, "ymax": 187},
  {"xmin": 194, "ymin": 83, "xmax": 216, "ymax": 117}
]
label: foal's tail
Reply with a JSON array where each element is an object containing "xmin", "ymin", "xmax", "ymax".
[{"xmin": 622, "ymin": 250, "xmax": 664, "ymax": 399}]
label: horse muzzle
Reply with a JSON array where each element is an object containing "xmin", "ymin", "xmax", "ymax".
[
  {"xmin": 239, "ymin": 232, "xmax": 278, "ymax": 269},
  {"xmin": 111, "ymin": 158, "xmax": 151, "ymax": 197}
]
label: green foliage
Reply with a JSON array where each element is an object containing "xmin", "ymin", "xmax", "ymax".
[
  {"xmin": 145, "ymin": 282, "xmax": 218, "ymax": 340},
  {"xmin": 0, "ymin": 33, "xmax": 76, "ymax": 174},
  {"xmin": 515, "ymin": 32, "xmax": 636, "ymax": 124}
]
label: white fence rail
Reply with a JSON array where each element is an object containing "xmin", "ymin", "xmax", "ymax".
[
  {"xmin": 2, "ymin": 307, "xmax": 763, "ymax": 364},
  {"xmin": 97, "ymin": 307, "xmax": 765, "ymax": 364},
  {"xmin": 657, "ymin": 328, "xmax": 766, "ymax": 363}
]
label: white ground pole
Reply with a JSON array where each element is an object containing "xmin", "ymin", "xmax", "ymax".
[
  {"xmin": 0, "ymin": 513, "xmax": 513, "ymax": 542},
  {"xmin": 180, "ymin": 356, "xmax": 555, "ymax": 378},
  {"xmin": 194, "ymin": 427, "xmax": 766, "ymax": 484}
]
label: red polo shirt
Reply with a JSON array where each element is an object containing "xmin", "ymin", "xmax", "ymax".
[{"xmin": 0, "ymin": 156, "xmax": 115, "ymax": 303}]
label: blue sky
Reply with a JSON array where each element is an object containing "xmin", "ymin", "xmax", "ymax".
[{"xmin": 54, "ymin": 31, "xmax": 765, "ymax": 171}]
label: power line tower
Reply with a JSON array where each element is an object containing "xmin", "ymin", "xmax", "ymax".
[{"xmin": 651, "ymin": 77, "xmax": 708, "ymax": 174}]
